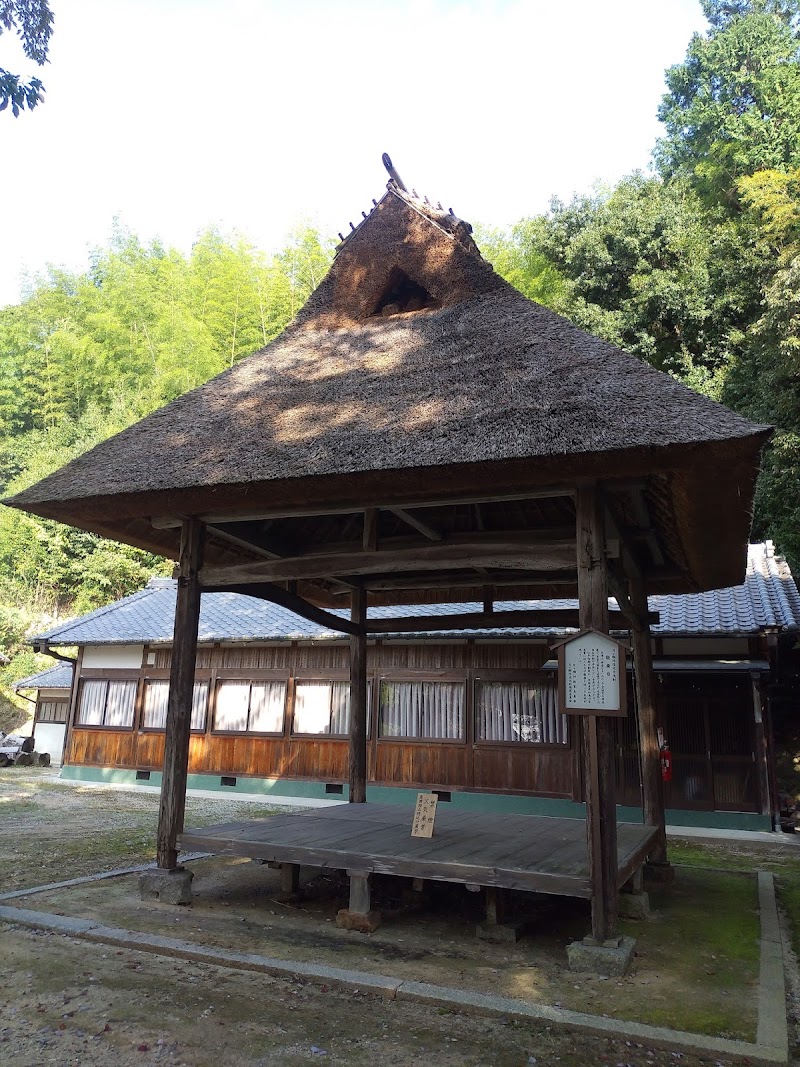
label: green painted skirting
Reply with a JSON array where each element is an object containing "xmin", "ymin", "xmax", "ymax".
[{"xmin": 59, "ymin": 765, "xmax": 772, "ymax": 832}]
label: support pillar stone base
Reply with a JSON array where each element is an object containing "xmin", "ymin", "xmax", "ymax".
[
  {"xmin": 618, "ymin": 890, "xmax": 650, "ymax": 920},
  {"xmin": 566, "ymin": 934, "xmax": 636, "ymax": 976},
  {"xmin": 476, "ymin": 919, "xmax": 524, "ymax": 943},
  {"xmin": 138, "ymin": 867, "xmax": 194, "ymax": 905},
  {"xmin": 335, "ymin": 909, "xmax": 381, "ymax": 933}
]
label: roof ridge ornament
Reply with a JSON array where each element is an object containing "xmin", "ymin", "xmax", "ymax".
[{"xmin": 382, "ymin": 152, "xmax": 407, "ymax": 192}]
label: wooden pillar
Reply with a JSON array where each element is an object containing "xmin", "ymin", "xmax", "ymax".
[
  {"xmin": 629, "ymin": 577, "xmax": 667, "ymax": 863},
  {"xmin": 751, "ymin": 672, "xmax": 773, "ymax": 820},
  {"xmin": 349, "ymin": 586, "xmax": 368, "ymax": 804},
  {"xmin": 156, "ymin": 519, "xmax": 204, "ymax": 870},
  {"xmin": 577, "ymin": 484, "xmax": 619, "ymax": 942}
]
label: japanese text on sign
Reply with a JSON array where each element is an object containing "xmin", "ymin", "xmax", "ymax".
[
  {"xmin": 563, "ymin": 632, "xmax": 622, "ymax": 712},
  {"xmin": 411, "ymin": 793, "xmax": 438, "ymax": 838}
]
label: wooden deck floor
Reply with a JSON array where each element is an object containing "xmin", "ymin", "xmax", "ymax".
[{"xmin": 179, "ymin": 803, "xmax": 658, "ymax": 899}]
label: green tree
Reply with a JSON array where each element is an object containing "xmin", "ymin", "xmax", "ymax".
[
  {"xmin": 0, "ymin": 0, "xmax": 53, "ymax": 115},
  {"xmin": 474, "ymin": 222, "xmax": 567, "ymax": 310},
  {"xmin": 656, "ymin": 0, "xmax": 800, "ymax": 209}
]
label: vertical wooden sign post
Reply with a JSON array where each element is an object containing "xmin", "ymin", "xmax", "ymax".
[
  {"xmin": 349, "ymin": 586, "xmax": 368, "ymax": 804},
  {"xmin": 576, "ymin": 484, "xmax": 619, "ymax": 944}
]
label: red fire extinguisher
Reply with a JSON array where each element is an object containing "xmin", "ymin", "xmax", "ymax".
[{"xmin": 660, "ymin": 741, "xmax": 673, "ymax": 784}]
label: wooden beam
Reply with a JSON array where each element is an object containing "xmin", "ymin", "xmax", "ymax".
[
  {"xmin": 157, "ymin": 519, "xmax": 204, "ymax": 870},
  {"xmin": 365, "ymin": 608, "xmax": 657, "ymax": 635},
  {"xmin": 629, "ymin": 576, "xmax": 667, "ymax": 865},
  {"xmin": 577, "ymin": 484, "xmax": 619, "ymax": 943},
  {"xmin": 206, "ymin": 523, "xmax": 283, "ymax": 560},
  {"xmin": 202, "ymin": 581, "xmax": 362, "ymax": 637},
  {"xmin": 150, "ymin": 485, "xmax": 579, "ymax": 528},
  {"xmin": 355, "ymin": 570, "xmax": 579, "ymax": 592},
  {"xmin": 388, "ymin": 507, "xmax": 443, "ymax": 542},
  {"xmin": 349, "ymin": 588, "xmax": 368, "ymax": 804},
  {"xmin": 363, "ymin": 508, "xmax": 378, "ymax": 552},
  {"xmin": 200, "ymin": 539, "xmax": 579, "ymax": 586}
]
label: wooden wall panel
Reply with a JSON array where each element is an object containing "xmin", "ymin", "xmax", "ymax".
[
  {"xmin": 374, "ymin": 742, "xmax": 469, "ymax": 789},
  {"xmin": 472, "ymin": 745, "xmax": 573, "ymax": 796},
  {"xmin": 281, "ymin": 739, "xmax": 349, "ymax": 781},
  {"xmin": 134, "ymin": 732, "xmax": 165, "ymax": 769},
  {"xmin": 68, "ymin": 729, "xmax": 138, "ymax": 767}
]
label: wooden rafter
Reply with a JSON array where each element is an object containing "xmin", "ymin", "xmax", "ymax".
[
  {"xmin": 202, "ymin": 581, "xmax": 361, "ymax": 637},
  {"xmin": 365, "ymin": 607, "xmax": 657, "ymax": 635},
  {"xmin": 199, "ymin": 538, "xmax": 581, "ymax": 587},
  {"xmin": 387, "ymin": 507, "xmax": 442, "ymax": 542}
]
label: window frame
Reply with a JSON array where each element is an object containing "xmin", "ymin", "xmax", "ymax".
[
  {"xmin": 473, "ymin": 671, "xmax": 568, "ymax": 749},
  {"xmin": 140, "ymin": 677, "xmax": 210, "ymax": 734},
  {"xmin": 211, "ymin": 672, "xmax": 289, "ymax": 736},
  {"xmin": 375, "ymin": 673, "xmax": 468, "ymax": 745},
  {"xmin": 74, "ymin": 675, "xmax": 139, "ymax": 731}
]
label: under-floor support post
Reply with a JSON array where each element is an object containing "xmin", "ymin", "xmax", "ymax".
[
  {"xmin": 336, "ymin": 869, "xmax": 381, "ymax": 932},
  {"xmin": 156, "ymin": 519, "xmax": 204, "ymax": 872},
  {"xmin": 577, "ymin": 484, "xmax": 619, "ymax": 945},
  {"xmin": 280, "ymin": 862, "xmax": 300, "ymax": 896},
  {"xmin": 349, "ymin": 587, "xmax": 368, "ymax": 804},
  {"xmin": 629, "ymin": 577, "xmax": 667, "ymax": 864}
]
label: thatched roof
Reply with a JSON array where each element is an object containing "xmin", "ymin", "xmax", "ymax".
[{"xmin": 5, "ymin": 183, "xmax": 771, "ymax": 599}]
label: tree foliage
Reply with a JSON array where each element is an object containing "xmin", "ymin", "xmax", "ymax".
[
  {"xmin": 656, "ymin": 0, "xmax": 800, "ymax": 208},
  {"xmin": 0, "ymin": 223, "xmax": 334, "ymax": 625},
  {"xmin": 0, "ymin": 0, "xmax": 53, "ymax": 115}
]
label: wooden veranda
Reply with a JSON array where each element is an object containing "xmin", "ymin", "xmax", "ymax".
[
  {"xmin": 179, "ymin": 804, "xmax": 660, "ymax": 902},
  {"xmin": 5, "ymin": 159, "xmax": 771, "ymax": 951}
]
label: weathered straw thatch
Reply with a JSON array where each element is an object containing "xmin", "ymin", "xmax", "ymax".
[{"xmin": 5, "ymin": 184, "xmax": 771, "ymax": 597}]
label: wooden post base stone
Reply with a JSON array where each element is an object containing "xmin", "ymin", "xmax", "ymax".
[
  {"xmin": 336, "ymin": 871, "xmax": 381, "ymax": 932},
  {"xmin": 476, "ymin": 919, "xmax": 524, "ymax": 943},
  {"xmin": 566, "ymin": 934, "xmax": 637, "ymax": 976},
  {"xmin": 335, "ymin": 908, "xmax": 382, "ymax": 933},
  {"xmin": 138, "ymin": 867, "xmax": 194, "ymax": 905},
  {"xmin": 618, "ymin": 890, "xmax": 650, "ymax": 920}
]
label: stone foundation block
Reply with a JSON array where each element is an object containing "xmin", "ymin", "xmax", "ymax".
[
  {"xmin": 566, "ymin": 934, "xmax": 636, "ymax": 976},
  {"xmin": 618, "ymin": 891, "xmax": 650, "ymax": 920},
  {"xmin": 138, "ymin": 867, "xmax": 194, "ymax": 905},
  {"xmin": 335, "ymin": 908, "xmax": 381, "ymax": 933},
  {"xmin": 476, "ymin": 920, "xmax": 524, "ymax": 943}
]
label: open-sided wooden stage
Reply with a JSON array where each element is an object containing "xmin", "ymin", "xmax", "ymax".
[{"xmin": 179, "ymin": 803, "xmax": 659, "ymax": 899}]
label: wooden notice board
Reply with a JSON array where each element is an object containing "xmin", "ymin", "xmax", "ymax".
[
  {"xmin": 555, "ymin": 629, "xmax": 628, "ymax": 718},
  {"xmin": 411, "ymin": 793, "xmax": 438, "ymax": 838}
]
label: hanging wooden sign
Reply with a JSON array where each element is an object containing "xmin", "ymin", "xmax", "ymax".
[
  {"xmin": 411, "ymin": 792, "xmax": 438, "ymax": 838},
  {"xmin": 554, "ymin": 629, "xmax": 628, "ymax": 718}
]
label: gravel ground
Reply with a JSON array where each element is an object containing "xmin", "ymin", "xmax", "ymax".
[{"xmin": 0, "ymin": 769, "xmax": 793, "ymax": 1066}]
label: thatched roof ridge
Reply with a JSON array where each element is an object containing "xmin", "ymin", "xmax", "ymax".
[
  {"xmin": 3, "ymin": 181, "xmax": 770, "ymax": 597},
  {"xmin": 8, "ymin": 269, "xmax": 768, "ymax": 508}
]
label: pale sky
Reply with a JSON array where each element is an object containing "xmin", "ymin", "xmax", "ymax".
[{"xmin": 0, "ymin": 0, "xmax": 705, "ymax": 308}]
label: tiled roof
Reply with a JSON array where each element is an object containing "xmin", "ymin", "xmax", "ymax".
[
  {"xmin": 31, "ymin": 543, "xmax": 800, "ymax": 648},
  {"xmin": 14, "ymin": 663, "xmax": 74, "ymax": 690}
]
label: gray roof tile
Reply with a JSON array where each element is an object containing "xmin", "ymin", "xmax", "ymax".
[{"xmin": 14, "ymin": 663, "xmax": 74, "ymax": 690}]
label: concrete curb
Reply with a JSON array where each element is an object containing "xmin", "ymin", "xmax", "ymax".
[
  {"xmin": 0, "ymin": 854, "xmax": 210, "ymax": 903},
  {"xmin": 0, "ymin": 867, "xmax": 789, "ymax": 1065},
  {"xmin": 756, "ymin": 871, "xmax": 789, "ymax": 1061}
]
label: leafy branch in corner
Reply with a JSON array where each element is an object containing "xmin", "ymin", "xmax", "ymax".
[{"xmin": 0, "ymin": 1, "xmax": 54, "ymax": 116}]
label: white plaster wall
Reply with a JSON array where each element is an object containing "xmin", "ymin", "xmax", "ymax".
[
  {"xmin": 82, "ymin": 645, "xmax": 144, "ymax": 669},
  {"xmin": 33, "ymin": 723, "xmax": 66, "ymax": 764}
]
